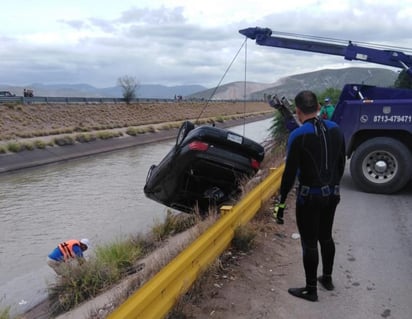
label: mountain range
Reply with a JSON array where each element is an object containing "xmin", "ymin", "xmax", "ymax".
[
  {"xmin": 188, "ymin": 67, "xmax": 398, "ymax": 100},
  {"xmin": 0, "ymin": 67, "xmax": 398, "ymax": 100}
]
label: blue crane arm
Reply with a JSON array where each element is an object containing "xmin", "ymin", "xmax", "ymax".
[{"xmin": 239, "ymin": 27, "xmax": 412, "ymax": 75}]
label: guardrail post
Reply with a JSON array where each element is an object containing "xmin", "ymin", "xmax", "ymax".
[{"xmin": 220, "ymin": 205, "xmax": 233, "ymax": 215}]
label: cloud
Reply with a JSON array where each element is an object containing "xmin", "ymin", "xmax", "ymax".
[
  {"xmin": 0, "ymin": 1, "xmax": 411, "ymax": 88},
  {"xmin": 118, "ymin": 6, "xmax": 186, "ymax": 24}
]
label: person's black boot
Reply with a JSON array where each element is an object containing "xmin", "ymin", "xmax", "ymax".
[
  {"xmin": 318, "ymin": 275, "xmax": 334, "ymax": 291},
  {"xmin": 288, "ymin": 286, "xmax": 318, "ymax": 302}
]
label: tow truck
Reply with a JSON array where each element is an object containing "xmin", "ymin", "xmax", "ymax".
[{"xmin": 240, "ymin": 27, "xmax": 412, "ymax": 194}]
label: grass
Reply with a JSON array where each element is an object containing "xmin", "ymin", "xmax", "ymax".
[
  {"xmin": 94, "ymin": 240, "xmax": 144, "ymax": 276},
  {"xmin": 53, "ymin": 135, "xmax": 75, "ymax": 146},
  {"xmin": 0, "ymin": 104, "xmax": 273, "ymax": 155},
  {"xmin": 151, "ymin": 211, "xmax": 198, "ymax": 241},
  {"xmin": 166, "ymin": 222, "xmax": 259, "ymax": 319},
  {"xmin": 75, "ymin": 133, "xmax": 97, "ymax": 143},
  {"xmin": 16, "ymin": 123, "xmax": 285, "ymax": 318},
  {"xmin": 1, "ymin": 102, "xmax": 283, "ymax": 317},
  {"xmin": 166, "ymin": 138, "xmax": 285, "ymax": 319},
  {"xmin": 0, "ymin": 101, "xmax": 272, "ymax": 142},
  {"xmin": 125, "ymin": 127, "xmax": 146, "ymax": 136},
  {"xmin": 231, "ymin": 224, "xmax": 257, "ymax": 252},
  {"xmin": 42, "ymin": 112, "xmax": 286, "ymax": 318},
  {"xmin": 33, "ymin": 140, "xmax": 47, "ymax": 149},
  {"xmin": 0, "ymin": 307, "xmax": 10, "ymax": 319},
  {"xmin": 2, "ymin": 221, "xmax": 257, "ymax": 319},
  {"xmin": 96, "ymin": 131, "xmax": 122, "ymax": 140},
  {"xmin": 6, "ymin": 142, "xmax": 23, "ymax": 153},
  {"xmin": 47, "ymin": 210, "xmax": 200, "ymax": 316}
]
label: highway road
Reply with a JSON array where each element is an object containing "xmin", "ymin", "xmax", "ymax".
[
  {"xmin": 274, "ymin": 166, "xmax": 412, "ymax": 319},
  {"xmin": 328, "ymin": 167, "xmax": 412, "ymax": 318}
]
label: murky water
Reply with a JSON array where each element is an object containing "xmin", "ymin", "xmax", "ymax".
[{"xmin": 0, "ymin": 118, "xmax": 272, "ymax": 315}]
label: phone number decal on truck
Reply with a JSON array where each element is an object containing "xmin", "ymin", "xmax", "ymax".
[{"xmin": 373, "ymin": 115, "xmax": 412, "ymax": 123}]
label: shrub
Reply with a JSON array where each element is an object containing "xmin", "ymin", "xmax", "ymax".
[
  {"xmin": 215, "ymin": 116, "xmax": 225, "ymax": 123},
  {"xmin": 126, "ymin": 127, "xmax": 138, "ymax": 136},
  {"xmin": 94, "ymin": 239, "xmax": 143, "ymax": 275},
  {"xmin": 96, "ymin": 131, "xmax": 115, "ymax": 140},
  {"xmin": 0, "ymin": 306, "xmax": 11, "ymax": 319},
  {"xmin": 53, "ymin": 136, "xmax": 75, "ymax": 146},
  {"xmin": 75, "ymin": 133, "xmax": 96, "ymax": 143},
  {"xmin": 151, "ymin": 211, "xmax": 197, "ymax": 241},
  {"xmin": 231, "ymin": 224, "xmax": 256, "ymax": 252},
  {"xmin": 22, "ymin": 142, "xmax": 34, "ymax": 151},
  {"xmin": 33, "ymin": 140, "xmax": 47, "ymax": 149},
  {"xmin": 48, "ymin": 260, "xmax": 119, "ymax": 316},
  {"xmin": 147, "ymin": 126, "xmax": 157, "ymax": 133},
  {"xmin": 6, "ymin": 142, "xmax": 22, "ymax": 153}
]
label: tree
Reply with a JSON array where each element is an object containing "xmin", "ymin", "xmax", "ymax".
[
  {"xmin": 394, "ymin": 70, "xmax": 412, "ymax": 89},
  {"xmin": 117, "ymin": 75, "xmax": 139, "ymax": 104}
]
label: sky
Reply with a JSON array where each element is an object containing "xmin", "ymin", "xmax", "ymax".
[{"xmin": 1, "ymin": 0, "xmax": 412, "ymax": 88}]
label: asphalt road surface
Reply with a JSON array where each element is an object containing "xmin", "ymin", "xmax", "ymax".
[{"xmin": 302, "ymin": 166, "xmax": 412, "ymax": 319}]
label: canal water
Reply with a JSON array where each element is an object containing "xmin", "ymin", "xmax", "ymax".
[{"xmin": 0, "ymin": 118, "xmax": 273, "ymax": 315}]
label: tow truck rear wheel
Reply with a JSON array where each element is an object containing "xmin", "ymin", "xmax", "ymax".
[{"xmin": 350, "ymin": 137, "xmax": 411, "ymax": 194}]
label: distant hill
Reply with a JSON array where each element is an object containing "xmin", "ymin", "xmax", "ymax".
[
  {"xmin": 0, "ymin": 67, "xmax": 398, "ymax": 100},
  {"xmin": 0, "ymin": 83, "xmax": 207, "ymax": 99},
  {"xmin": 187, "ymin": 81, "xmax": 276, "ymax": 101},
  {"xmin": 188, "ymin": 67, "xmax": 398, "ymax": 100}
]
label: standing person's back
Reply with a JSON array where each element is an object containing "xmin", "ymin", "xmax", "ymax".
[{"xmin": 275, "ymin": 90, "xmax": 346, "ymax": 302}]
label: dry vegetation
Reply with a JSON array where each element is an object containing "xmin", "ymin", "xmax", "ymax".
[
  {"xmin": 5, "ymin": 100, "xmax": 285, "ymax": 319},
  {"xmin": 0, "ymin": 101, "xmax": 272, "ymax": 142}
]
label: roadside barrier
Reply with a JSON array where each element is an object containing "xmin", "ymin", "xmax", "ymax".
[{"xmin": 108, "ymin": 164, "xmax": 285, "ymax": 319}]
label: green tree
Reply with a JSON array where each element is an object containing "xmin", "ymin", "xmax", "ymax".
[
  {"xmin": 394, "ymin": 70, "xmax": 412, "ymax": 89},
  {"xmin": 117, "ymin": 75, "xmax": 139, "ymax": 104}
]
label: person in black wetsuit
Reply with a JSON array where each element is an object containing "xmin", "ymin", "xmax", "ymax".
[{"xmin": 276, "ymin": 90, "xmax": 346, "ymax": 302}]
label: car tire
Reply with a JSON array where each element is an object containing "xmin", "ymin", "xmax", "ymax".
[
  {"xmin": 176, "ymin": 121, "xmax": 195, "ymax": 146},
  {"xmin": 350, "ymin": 137, "xmax": 412, "ymax": 194}
]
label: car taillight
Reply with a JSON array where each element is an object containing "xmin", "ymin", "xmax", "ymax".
[
  {"xmin": 189, "ymin": 141, "xmax": 209, "ymax": 151},
  {"xmin": 251, "ymin": 158, "xmax": 260, "ymax": 170}
]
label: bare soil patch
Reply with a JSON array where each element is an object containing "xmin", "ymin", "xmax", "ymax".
[{"xmin": 175, "ymin": 190, "xmax": 302, "ymax": 319}]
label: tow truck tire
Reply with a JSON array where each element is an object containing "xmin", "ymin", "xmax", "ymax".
[
  {"xmin": 350, "ymin": 137, "xmax": 412, "ymax": 194},
  {"xmin": 176, "ymin": 121, "xmax": 195, "ymax": 146}
]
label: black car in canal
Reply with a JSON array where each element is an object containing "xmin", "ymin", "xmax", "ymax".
[{"xmin": 143, "ymin": 121, "xmax": 265, "ymax": 214}]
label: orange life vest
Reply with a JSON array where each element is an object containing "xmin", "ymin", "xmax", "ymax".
[{"xmin": 58, "ymin": 240, "xmax": 81, "ymax": 261}]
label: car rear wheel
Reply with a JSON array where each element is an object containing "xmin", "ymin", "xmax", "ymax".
[
  {"xmin": 176, "ymin": 121, "xmax": 195, "ymax": 146},
  {"xmin": 350, "ymin": 137, "xmax": 411, "ymax": 194}
]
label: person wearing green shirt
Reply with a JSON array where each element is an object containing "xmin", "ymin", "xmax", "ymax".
[{"xmin": 319, "ymin": 98, "xmax": 335, "ymax": 120}]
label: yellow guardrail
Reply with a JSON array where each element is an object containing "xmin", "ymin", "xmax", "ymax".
[{"xmin": 108, "ymin": 164, "xmax": 285, "ymax": 319}]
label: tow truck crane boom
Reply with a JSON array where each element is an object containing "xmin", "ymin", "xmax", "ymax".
[{"xmin": 239, "ymin": 27, "xmax": 412, "ymax": 75}]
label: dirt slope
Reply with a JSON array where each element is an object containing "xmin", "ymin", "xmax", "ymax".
[{"xmin": 177, "ymin": 191, "xmax": 302, "ymax": 319}]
